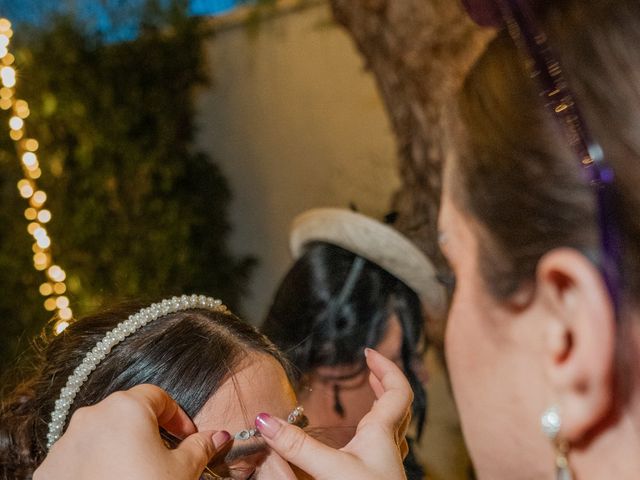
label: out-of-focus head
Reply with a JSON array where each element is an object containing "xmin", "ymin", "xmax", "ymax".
[
  {"xmin": 262, "ymin": 208, "xmax": 444, "ymax": 443},
  {"xmin": 1, "ymin": 297, "xmax": 299, "ymax": 479},
  {"xmin": 263, "ymin": 242, "xmax": 425, "ymax": 438},
  {"xmin": 441, "ymin": 0, "xmax": 640, "ymax": 478}
]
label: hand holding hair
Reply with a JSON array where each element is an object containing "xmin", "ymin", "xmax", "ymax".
[
  {"xmin": 33, "ymin": 384, "xmax": 231, "ymax": 480},
  {"xmin": 255, "ymin": 348, "xmax": 411, "ymax": 480}
]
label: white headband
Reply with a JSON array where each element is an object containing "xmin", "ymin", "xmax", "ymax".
[{"xmin": 47, "ymin": 294, "xmax": 228, "ymax": 449}]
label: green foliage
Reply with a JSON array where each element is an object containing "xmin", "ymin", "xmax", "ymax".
[{"xmin": 0, "ymin": 1, "xmax": 256, "ymax": 373}]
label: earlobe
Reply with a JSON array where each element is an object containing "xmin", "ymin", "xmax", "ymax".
[{"xmin": 535, "ymin": 248, "xmax": 616, "ymax": 442}]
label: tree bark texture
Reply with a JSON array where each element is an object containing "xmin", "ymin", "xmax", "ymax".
[{"xmin": 328, "ymin": 0, "xmax": 493, "ymax": 271}]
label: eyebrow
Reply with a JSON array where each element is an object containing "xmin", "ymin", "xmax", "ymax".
[{"xmin": 223, "ymin": 440, "xmax": 270, "ymax": 463}]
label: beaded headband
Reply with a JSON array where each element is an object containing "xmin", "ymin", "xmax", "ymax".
[{"xmin": 46, "ymin": 294, "xmax": 229, "ymax": 449}]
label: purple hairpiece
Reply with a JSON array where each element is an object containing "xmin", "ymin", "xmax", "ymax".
[{"xmin": 463, "ymin": 0, "xmax": 623, "ymax": 311}]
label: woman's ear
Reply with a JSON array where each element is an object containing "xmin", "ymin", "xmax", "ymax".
[{"xmin": 534, "ymin": 248, "xmax": 616, "ymax": 442}]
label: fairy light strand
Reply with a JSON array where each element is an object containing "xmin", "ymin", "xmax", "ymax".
[{"xmin": 1, "ymin": 17, "xmax": 73, "ymax": 334}]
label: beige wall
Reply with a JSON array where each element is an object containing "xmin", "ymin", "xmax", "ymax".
[
  {"xmin": 194, "ymin": 2, "xmax": 400, "ymax": 324},
  {"xmin": 194, "ymin": 5, "xmax": 469, "ymax": 479}
]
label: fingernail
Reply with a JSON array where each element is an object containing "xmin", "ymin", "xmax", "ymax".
[
  {"xmin": 255, "ymin": 413, "xmax": 280, "ymax": 438},
  {"xmin": 364, "ymin": 347, "xmax": 373, "ymax": 357},
  {"xmin": 211, "ymin": 430, "xmax": 231, "ymax": 449}
]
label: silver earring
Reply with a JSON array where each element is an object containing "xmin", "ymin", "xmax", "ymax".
[{"xmin": 541, "ymin": 406, "xmax": 573, "ymax": 480}]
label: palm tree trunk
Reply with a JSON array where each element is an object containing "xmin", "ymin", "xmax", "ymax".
[{"xmin": 328, "ymin": 0, "xmax": 492, "ymax": 270}]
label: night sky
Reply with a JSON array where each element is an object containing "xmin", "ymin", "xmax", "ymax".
[{"xmin": 0, "ymin": 0, "xmax": 246, "ymax": 36}]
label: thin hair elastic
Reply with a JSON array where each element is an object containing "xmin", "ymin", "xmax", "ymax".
[{"xmin": 46, "ymin": 294, "xmax": 229, "ymax": 449}]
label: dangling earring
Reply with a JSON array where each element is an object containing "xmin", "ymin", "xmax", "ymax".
[
  {"xmin": 541, "ymin": 406, "xmax": 573, "ymax": 480},
  {"xmin": 333, "ymin": 384, "xmax": 345, "ymax": 417}
]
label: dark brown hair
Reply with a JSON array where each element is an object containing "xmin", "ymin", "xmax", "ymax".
[
  {"xmin": 0, "ymin": 301, "xmax": 291, "ymax": 479},
  {"xmin": 452, "ymin": 0, "xmax": 640, "ymax": 306},
  {"xmin": 262, "ymin": 242, "xmax": 426, "ymax": 435}
]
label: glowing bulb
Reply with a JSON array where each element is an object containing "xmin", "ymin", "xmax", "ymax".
[
  {"xmin": 27, "ymin": 168, "xmax": 41, "ymax": 179},
  {"xmin": 36, "ymin": 235, "xmax": 50, "ymax": 249},
  {"xmin": 24, "ymin": 207, "xmax": 37, "ymax": 220},
  {"xmin": 0, "ymin": 87, "xmax": 10, "ymax": 98},
  {"xmin": 47, "ymin": 265, "xmax": 66, "ymax": 282},
  {"xmin": 15, "ymin": 99, "xmax": 29, "ymax": 118},
  {"xmin": 0, "ymin": 34, "xmax": 8, "ymax": 48},
  {"xmin": 34, "ymin": 251, "xmax": 48, "ymax": 265},
  {"xmin": 55, "ymin": 320, "xmax": 70, "ymax": 334},
  {"xmin": 34, "ymin": 252, "xmax": 51, "ymax": 270},
  {"xmin": 9, "ymin": 128, "xmax": 22, "ymax": 140},
  {"xmin": 40, "ymin": 283, "xmax": 53, "ymax": 296},
  {"xmin": 1, "ymin": 66, "xmax": 15, "ymax": 88},
  {"xmin": 48, "ymin": 265, "xmax": 61, "ymax": 277},
  {"xmin": 19, "ymin": 183, "xmax": 34, "ymax": 198},
  {"xmin": 24, "ymin": 138, "xmax": 38, "ymax": 151},
  {"xmin": 16, "ymin": 106, "xmax": 29, "ymax": 119},
  {"xmin": 55, "ymin": 296, "xmax": 69, "ymax": 309},
  {"xmin": 44, "ymin": 297, "xmax": 57, "ymax": 311},
  {"xmin": 22, "ymin": 151, "xmax": 37, "ymax": 168},
  {"xmin": 32, "ymin": 243, "xmax": 42, "ymax": 253},
  {"xmin": 32, "ymin": 190, "xmax": 46, "ymax": 206},
  {"xmin": 33, "ymin": 226, "xmax": 47, "ymax": 239},
  {"xmin": 58, "ymin": 308, "xmax": 73, "ymax": 321},
  {"xmin": 0, "ymin": 47, "xmax": 7, "ymax": 59},
  {"xmin": 0, "ymin": 19, "xmax": 11, "ymax": 32},
  {"xmin": 54, "ymin": 282, "xmax": 66, "ymax": 294},
  {"xmin": 0, "ymin": 98, "xmax": 11, "ymax": 110},
  {"xmin": 9, "ymin": 115, "xmax": 22, "ymax": 130},
  {"xmin": 37, "ymin": 209, "xmax": 51, "ymax": 223},
  {"xmin": 1, "ymin": 53, "xmax": 13, "ymax": 65},
  {"xmin": 27, "ymin": 222, "xmax": 40, "ymax": 235}
]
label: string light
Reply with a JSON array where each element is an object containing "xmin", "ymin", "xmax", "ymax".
[
  {"xmin": 9, "ymin": 115, "xmax": 23, "ymax": 130},
  {"xmin": 2, "ymin": 18, "xmax": 73, "ymax": 333},
  {"xmin": 39, "ymin": 282, "xmax": 53, "ymax": 296}
]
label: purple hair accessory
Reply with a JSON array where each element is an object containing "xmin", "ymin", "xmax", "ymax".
[
  {"xmin": 461, "ymin": 0, "xmax": 502, "ymax": 26},
  {"xmin": 462, "ymin": 0, "xmax": 623, "ymax": 311}
]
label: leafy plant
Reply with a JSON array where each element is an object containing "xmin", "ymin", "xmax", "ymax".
[{"xmin": 0, "ymin": 0, "xmax": 256, "ymax": 374}]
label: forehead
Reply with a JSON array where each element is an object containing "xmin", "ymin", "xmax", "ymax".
[{"xmin": 194, "ymin": 353, "xmax": 297, "ymax": 434}]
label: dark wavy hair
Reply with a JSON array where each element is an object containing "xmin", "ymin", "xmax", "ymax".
[
  {"xmin": 261, "ymin": 242, "xmax": 427, "ymax": 436},
  {"xmin": 0, "ymin": 301, "xmax": 290, "ymax": 479}
]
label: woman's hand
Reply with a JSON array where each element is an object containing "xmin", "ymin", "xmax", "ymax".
[
  {"xmin": 256, "ymin": 348, "xmax": 412, "ymax": 480},
  {"xmin": 34, "ymin": 384, "xmax": 231, "ymax": 480}
]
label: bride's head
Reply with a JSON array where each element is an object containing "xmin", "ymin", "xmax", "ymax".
[{"xmin": 1, "ymin": 296, "xmax": 302, "ymax": 479}]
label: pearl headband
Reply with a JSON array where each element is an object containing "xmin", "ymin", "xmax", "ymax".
[{"xmin": 46, "ymin": 294, "xmax": 229, "ymax": 449}]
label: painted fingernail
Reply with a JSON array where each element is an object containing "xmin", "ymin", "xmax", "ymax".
[
  {"xmin": 211, "ymin": 430, "xmax": 231, "ymax": 449},
  {"xmin": 255, "ymin": 413, "xmax": 280, "ymax": 438}
]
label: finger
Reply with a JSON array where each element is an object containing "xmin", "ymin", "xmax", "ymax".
[
  {"xmin": 173, "ymin": 430, "xmax": 231, "ymax": 473},
  {"xmin": 358, "ymin": 349, "xmax": 413, "ymax": 436},
  {"xmin": 365, "ymin": 349, "xmax": 412, "ymax": 395},
  {"xmin": 361, "ymin": 349, "xmax": 413, "ymax": 429},
  {"xmin": 400, "ymin": 439, "xmax": 409, "ymax": 460},
  {"xmin": 398, "ymin": 408, "xmax": 411, "ymax": 440},
  {"xmin": 368, "ymin": 370, "xmax": 385, "ymax": 399},
  {"xmin": 126, "ymin": 384, "xmax": 197, "ymax": 438},
  {"xmin": 255, "ymin": 413, "xmax": 346, "ymax": 477}
]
